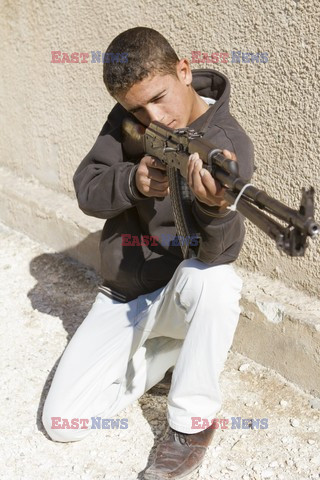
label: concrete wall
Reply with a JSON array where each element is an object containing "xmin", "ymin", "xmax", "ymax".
[{"xmin": 1, "ymin": 0, "xmax": 319, "ymax": 296}]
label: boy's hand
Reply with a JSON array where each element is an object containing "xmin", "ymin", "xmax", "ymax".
[
  {"xmin": 135, "ymin": 155, "xmax": 169, "ymax": 197},
  {"xmin": 187, "ymin": 150, "xmax": 237, "ymax": 208}
]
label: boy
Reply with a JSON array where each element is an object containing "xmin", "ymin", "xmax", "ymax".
[{"xmin": 42, "ymin": 27, "xmax": 254, "ymax": 479}]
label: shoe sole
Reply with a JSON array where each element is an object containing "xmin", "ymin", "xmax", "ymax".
[{"xmin": 143, "ymin": 465, "xmax": 200, "ymax": 480}]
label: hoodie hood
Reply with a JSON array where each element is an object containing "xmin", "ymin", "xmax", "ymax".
[{"xmin": 189, "ymin": 69, "xmax": 231, "ymax": 133}]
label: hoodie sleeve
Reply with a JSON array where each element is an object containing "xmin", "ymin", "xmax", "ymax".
[
  {"xmin": 73, "ymin": 103, "xmax": 148, "ymax": 220},
  {"xmin": 191, "ymin": 119, "xmax": 255, "ymax": 264}
]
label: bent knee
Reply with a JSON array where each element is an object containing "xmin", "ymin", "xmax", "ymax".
[
  {"xmin": 42, "ymin": 405, "xmax": 91, "ymax": 443},
  {"xmin": 175, "ymin": 261, "xmax": 242, "ymax": 312},
  {"xmin": 178, "ymin": 261, "xmax": 242, "ymax": 292}
]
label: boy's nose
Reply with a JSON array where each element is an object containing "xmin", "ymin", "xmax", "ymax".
[{"xmin": 146, "ymin": 106, "xmax": 165, "ymax": 124}]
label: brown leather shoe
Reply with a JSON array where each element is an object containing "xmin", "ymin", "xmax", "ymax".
[{"xmin": 143, "ymin": 425, "xmax": 215, "ymax": 479}]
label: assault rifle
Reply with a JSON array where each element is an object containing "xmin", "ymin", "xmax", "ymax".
[{"xmin": 122, "ymin": 117, "xmax": 319, "ymax": 260}]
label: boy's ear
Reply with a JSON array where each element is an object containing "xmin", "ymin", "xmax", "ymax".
[{"xmin": 176, "ymin": 58, "xmax": 192, "ymax": 86}]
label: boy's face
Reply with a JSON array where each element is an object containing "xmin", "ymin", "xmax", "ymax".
[{"xmin": 115, "ymin": 59, "xmax": 197, "ymax": 128}]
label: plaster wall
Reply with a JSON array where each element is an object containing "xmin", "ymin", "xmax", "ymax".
[{"xmin": 1, "ymin": 0, "xmax": 319, "ymax": 295}]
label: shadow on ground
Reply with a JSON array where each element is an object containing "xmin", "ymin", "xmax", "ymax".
[
  {"xmin": 28, "ymin": 248, "xmax": 172, "ymax": 475},
  {"xmin": 28, "ymin": 250, "xmax": 100, "ymax": 440}
]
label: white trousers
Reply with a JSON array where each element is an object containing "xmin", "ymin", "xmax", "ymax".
[{"xmin": 42, "ymin": 258, "xmax": 243, "ymax": 442}]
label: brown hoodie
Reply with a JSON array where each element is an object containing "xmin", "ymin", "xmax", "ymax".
[{"xmin": 73, "ymin": 69, "xmax": 255, "ymax": 302}]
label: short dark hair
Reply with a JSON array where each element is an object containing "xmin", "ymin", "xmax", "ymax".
[{"xmin": 103, "ymin": 27, "xmax": 180, "ymax": 98}]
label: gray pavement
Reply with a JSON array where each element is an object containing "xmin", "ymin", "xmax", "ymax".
[{"xmin": 0, "ymin": 222, "xmax": 319, "ymax": 480}]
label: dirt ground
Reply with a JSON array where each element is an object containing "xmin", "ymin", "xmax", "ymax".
[{"xmin": 0, "ymin": 221, "xmax": 319, "ymax": 480}]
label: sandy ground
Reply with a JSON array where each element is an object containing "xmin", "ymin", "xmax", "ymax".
[{"xmin": 0, "ymin": 221, "xmax": 319, "ymax": 480}]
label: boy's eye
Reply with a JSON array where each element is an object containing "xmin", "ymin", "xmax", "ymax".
[
  {"xmin": 129, "ymin": 95, "xmax": 165, "ymax": 114},
  {"xmin": 153, "ymin": 95, "xmax": 165, "ymax": 103}
]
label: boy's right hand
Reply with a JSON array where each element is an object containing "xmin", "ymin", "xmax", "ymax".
[{"xmin": 135, "ymin": 155, "xmax": 169, "ymax": 197}]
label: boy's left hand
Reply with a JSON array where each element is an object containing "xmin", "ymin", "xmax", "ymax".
[{"xmin": 187, "ymin": 150, "xmax": 237, "ymax": 208}]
